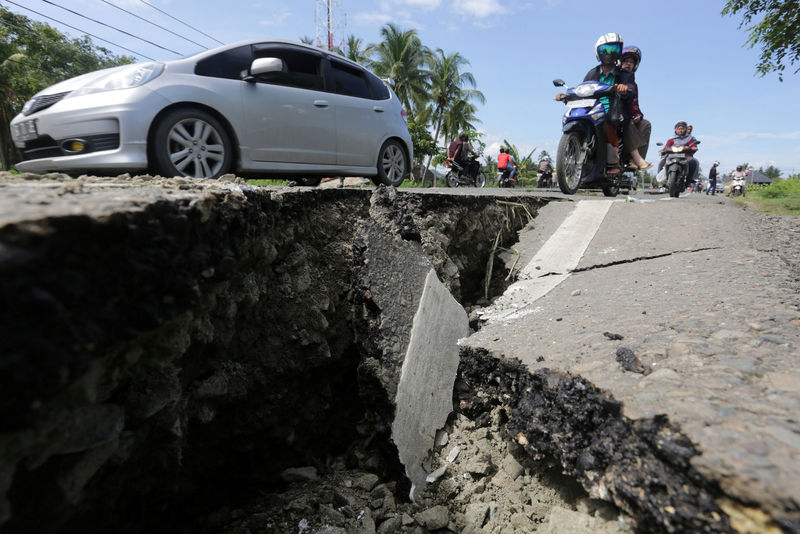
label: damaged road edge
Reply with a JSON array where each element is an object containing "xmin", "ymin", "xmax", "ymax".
[{"xmin": 456, "ymin": 345, "xmax": 743, "ymax": 533}]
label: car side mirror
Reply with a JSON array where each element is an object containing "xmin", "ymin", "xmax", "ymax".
[
  {"xmin": 244, "ymin": 57, "xmax": 284, "ymax": 82},
  {"xmin": 553, "ymin": 78, "xmax": 565, "ymax": 87}
]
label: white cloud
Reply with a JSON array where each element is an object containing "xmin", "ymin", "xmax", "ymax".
[
  {"xmin": 453, "ymin": 0, "xmax": 506, "ymax": 18},
  {"xmin": 401, "ymin": 0, "xmax": 443, "ymax": 9},
  {"xmin": 259, "ymin": 7, "xmax": 292, "ymax": 27}
]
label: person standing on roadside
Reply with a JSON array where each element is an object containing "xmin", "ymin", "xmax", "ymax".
[{"xmin": 707, "ymin": 161, "xmax": 719, "ymax": 195}]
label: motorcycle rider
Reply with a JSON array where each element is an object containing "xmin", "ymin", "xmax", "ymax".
[
  {"xmin": 658, "ymin": 121, "xmax": 699, "ymax": 188},
  {"xmin": 448, "ymin": 133, "xmax": 479, "ymax": 181},
  {"xmin": 538, "ymin": 156, "xmax": 554, "ymax": 187},
  {"xmin": 728, "ymin": 165, "xmax": 747, "ymax": 197},
  {"xmin": 706, "ymin": 161, "xmax": 719, "ymax": 195},
  {"xmin": 556, "ymin": 33, "xmax": 635, "ymax": 175},
  {"xmin": 619, "ymin": 46, "xmax": 652, "ymax": 170}
]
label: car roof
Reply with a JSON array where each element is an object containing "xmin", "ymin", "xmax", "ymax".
[{"xmin": 185, "ymin": 39, "xmax": 364, "ymax": 71}]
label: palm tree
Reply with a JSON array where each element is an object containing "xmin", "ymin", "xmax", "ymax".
[
  {"xmin": 344, "ymin": 35, "xmax": 371, "ymax": 65},
  {"xmin": 422, "ymin": 49, "xmax": 485, "ymax": 184},
  {"xmin": 369, "ymin": 23, "xmax": 430, "ymax": 114}
]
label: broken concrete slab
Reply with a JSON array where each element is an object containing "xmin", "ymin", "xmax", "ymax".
[{"xmin": 353, "ymin": 186, "xmax": 469, "ymax": 500}]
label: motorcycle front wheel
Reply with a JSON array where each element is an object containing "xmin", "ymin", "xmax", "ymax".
[
  {"xmin": 445, "ymin": 171, "xmax": 459, "ymax": 188},
  {"xmin": 556, "ymin": 131, "xmax": 584, "ymax": 194},
  {"xmin": 667, "ymin": 169, "xmax": 681, "ymax": 198},
  {"xmin": 602, "ymin": 185, "xmax": 619, "ymax": 197},
  {"xmin": 474, "ymin": 171, "xmax": 487, "ymax": 188}
]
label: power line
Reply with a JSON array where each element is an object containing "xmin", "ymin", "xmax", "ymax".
[
  {"xmin": 39, "ymin": 0, "xmax": 184, "ymax": 56},
  {"xmin": 2, "ymin": 0, "xmax": 156, "ymax": 60},
  {"xmin": 100, "ymin": 0, "xmax": 208, "ymax": 50},
  {"xmin": 137, "ymin": 0, "xmax": 224, "ymax": 46}
]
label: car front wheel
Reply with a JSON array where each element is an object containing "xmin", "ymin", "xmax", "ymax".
[
  {"xmin": 152, "ymin": 108, "xmax": 232, "ymax": 179},
  {"xmin": 373, "ymin": 139, "xmax": 407, "ymax": 187}
]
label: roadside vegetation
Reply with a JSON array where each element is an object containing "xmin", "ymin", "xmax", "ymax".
[{"xmin": 741, "ymin": 178, "xmax": 800, "ymax": 215}]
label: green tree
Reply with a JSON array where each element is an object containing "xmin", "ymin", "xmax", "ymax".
[
  {"xmin": 722, "ymin": 0, "xmax": 800, "ymax": 80},
  {"xmin": 369, "ymin": 24, "xmax": 430, "ymax": 115},
  {"xmin": 758, "ymin": 165, "xmax": 782, "ymax": 179},
  {"xmin": 0, "ymin": 7, "xmax": 134, "ymax": 169},
  {"xmin": 344, "ymin": 35, "xmax": 371, "ymax": 65},
  {"xmin": 406, "ymin": 114, "xmax": 440, "ymax": 183},
  {"xmin": 422, "ymin": 48, "xmax": 484, "ymax": 185}
]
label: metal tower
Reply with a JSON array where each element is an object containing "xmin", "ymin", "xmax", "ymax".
[{"xmin": 315, "ymin": 0, "xmax": 345, "ymax": 51}]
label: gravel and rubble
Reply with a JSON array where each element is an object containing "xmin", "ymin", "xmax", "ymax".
[{"xmin": 215, "ymin": 405, "xmax": 633, "ymax": 534}]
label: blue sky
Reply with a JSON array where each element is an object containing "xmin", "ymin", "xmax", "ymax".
[{"xmin": 7, "ymin": 0, "xmax": 800, "ymax": 177}]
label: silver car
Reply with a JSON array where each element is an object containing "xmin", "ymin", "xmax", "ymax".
[{"xmin": 10, "ymin": 39, "xmax": 412, "ymax": 186}]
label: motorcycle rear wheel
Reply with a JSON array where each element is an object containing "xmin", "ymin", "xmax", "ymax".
[
  {"xmin": 445, "ymin": 171, "xmax": 459, "ymax": 188},
  {"xmin": 474, "ymin": 171, "xmax": 487, "ymax": 188},
  {"xmin": 556, "ymin": 131, "xmax": 584, "ymax": 194}
]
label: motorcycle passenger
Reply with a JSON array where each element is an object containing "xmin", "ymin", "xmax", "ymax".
[
  {"xmin": 619, "ymin": 46, "xmax": 652, "ymax": 170},
  {"xmin": 538, "ymin": 156, "xmax": 554, "ymax": 187},
  {"xmin": 555, "ymin": 33, "xmax": 635, "ymax": 175},
  {"xmin": 658, "ymin": 121, "xmax": 699, "ymax": 187},
  {"xmin": 497, "ymin": 148, "xmax": 513, "ymax": 181},
  {"xmin": 706, "ymin": 161, "xmax": 719, "ymax": 195},
  {"xmin": 448, "ymin": 133, "xmax": 479, "ymax": 181}
]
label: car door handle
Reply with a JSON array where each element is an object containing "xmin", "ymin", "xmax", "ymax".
[
  {"xmin": 313, "ymin": 100, "xmax": 329, "ymax": 108},
  {"xmin": 373, "ymin": 106, "xmax": 385, "ymax": 112}
]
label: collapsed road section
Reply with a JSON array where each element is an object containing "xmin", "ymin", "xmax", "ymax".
[
  {"xmin": 0, "ymin": 173, "xmax": 790, "ymax": 534},
  {"xmin": 0, "ymin": 173, "xmax": 538, "ymax": 533}
]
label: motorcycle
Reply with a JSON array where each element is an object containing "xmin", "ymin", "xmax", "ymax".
[
  {"xmin": 730, "ymin": 177, "xmax": 746, "ymax": 197},
  {"xmin": 657, "ymin": 143, "xmax": 693, "ymax": 198},
  {"xmin": 552, "ymin": 78, "xmax": 630, "ymax": 196},
  {"xmin": 497, "ymin": 166, "xmax": 517, "ymax": 188},
  {"xmin": 445, "ymin": 156, "xmax": 487, "ymax": 188},
  {"xmin": 537, "ymin": 170, "xmax": 553, "ymax": 188}
]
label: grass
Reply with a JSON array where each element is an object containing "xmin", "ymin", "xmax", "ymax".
[{"xmin": 736, "ymin": 179, "xmax": 800, "ymax": 216}]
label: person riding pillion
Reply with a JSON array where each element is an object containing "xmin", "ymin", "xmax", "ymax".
[{"xmin": 619, "ymin": 45, "xmax": 652, "ymax": 171}]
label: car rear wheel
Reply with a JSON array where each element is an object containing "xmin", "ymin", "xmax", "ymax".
[
  {"xmin": 153, "ymin": 108, "xmax": 232, "ymax": 179},
  {"xmin": 373, "ymin": 139, "xmax": 407, "ymax": 187}
]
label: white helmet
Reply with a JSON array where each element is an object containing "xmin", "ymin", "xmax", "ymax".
[
  {"xmin": 714, "ymin": 161, "xmax": 720, "ymax": 166},
  {"xmin": 595, "ymin": 33, "xmax": 623, "ymax": 62}
]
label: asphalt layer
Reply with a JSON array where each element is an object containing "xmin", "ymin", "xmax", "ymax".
[{"xmin": 467, "ymin": 190, "xmax": 800, "ymax": 530}]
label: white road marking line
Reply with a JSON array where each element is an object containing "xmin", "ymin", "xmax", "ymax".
[{"xmin": 478, "ymin": 199, "xmax": 614, "ymax": 323}]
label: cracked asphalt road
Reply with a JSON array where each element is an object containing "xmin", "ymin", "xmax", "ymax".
[{"xmin": 468, "ymin": 192, "xmax": 800, "ymax": 531}]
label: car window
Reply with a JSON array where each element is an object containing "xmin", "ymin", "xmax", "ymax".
[
  {"xmin": 366, "ymin": 72, "xmax": 390, "ymax": 100},
  {"xmin": 195, "ymin": 45, "xmax": 253, "ymax": 80},
  {"xmin": 251, "ymin": 45, "xmax": 324, "ymax": 91},
  {"xmin": 328, "ymin": 60, "xmax": 371, "ymax": 99}
]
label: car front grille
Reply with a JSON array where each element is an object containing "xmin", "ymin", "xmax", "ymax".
[
  {"xmin": 19, "ymin": 134, "xmax": 121, "ymax": 161},
  {"xmin": 23, "ymin": 91, "xmax": 71, "ymax": 116}
]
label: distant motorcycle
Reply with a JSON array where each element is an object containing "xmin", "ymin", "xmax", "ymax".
[
  {"xmin": 445, "ymin": 156, "xmax": 487, "ymax": 188},
  {"xmin": 658, "ymin": 143, "xmax": 693, "ymax": 198},
  {"xmin": 497, "ymin": 166, "xmax": 517, "ymax": 188},
  {"xmin": 730, "ymin": 177, "xmax": 746, "ymax": 197}
]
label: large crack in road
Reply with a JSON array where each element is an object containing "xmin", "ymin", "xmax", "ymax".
[{"xmin": 0, "ymin": 173, "xmax": 796, "ymax": 534}]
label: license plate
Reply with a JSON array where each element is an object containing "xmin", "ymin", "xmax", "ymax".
[
  {"xmin": 566, "ymin": 99, "xmax": 595, "ymax": 109},
  {"xmin": 12, "ymin": 119, "xmax": 38, "ymax": 141}
]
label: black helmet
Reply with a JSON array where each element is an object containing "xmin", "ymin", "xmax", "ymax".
[
  {"xmin": 674, "ymin": 121, "xmax": 688, "ymax": 129},
  {"xmin": 736, "ymin": 165, "xmax": 742, "ymax": 171},
  {"xmin": 621, "ymin": 46, "xmax": 642, "ymax": 71}
]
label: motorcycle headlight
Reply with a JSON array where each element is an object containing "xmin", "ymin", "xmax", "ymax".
[
  {"xmin": 575, "ymin": 83, "xmax": 602, "ymax": 97},
  {"xmin": 66, "ymin": 62, "xmax": 165, "ymax": 98}
]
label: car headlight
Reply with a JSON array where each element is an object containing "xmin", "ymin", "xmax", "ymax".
[{"xmin": 66, "ymin": 62, "xmax": 165, "ymax": 98}]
